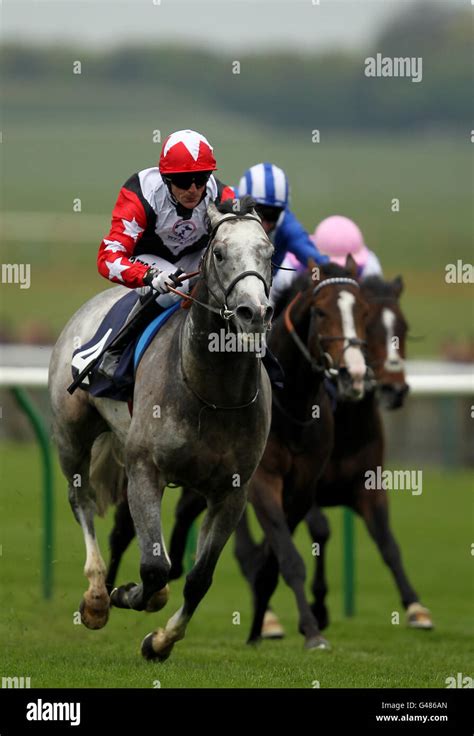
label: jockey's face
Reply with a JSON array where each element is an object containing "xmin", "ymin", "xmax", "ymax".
[
  {"xmin": 260, "ymin": 219, "xmax": 276, "ymax": 235},
  {"xmin": 255, "ymin": 205, "xmax": 282, "ymax": 235},
  {"xmin": 171, "ymin": 181, "xmax": 205, "ymax": 209}
]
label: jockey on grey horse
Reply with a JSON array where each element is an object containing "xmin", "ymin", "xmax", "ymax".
[{"xmin": 97, "ymin": 128, "xmax": 236, "ymax": 379}]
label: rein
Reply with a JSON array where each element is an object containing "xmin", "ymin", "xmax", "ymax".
[
  {"xmin": 178, "ymin": 318, "xmax": 261, "ymax": 438},
  {"xmin": 283, "ymin": 277, "xmax": 365, "ymax": 378},
  {"xmin": 167, "ymin": 213, "xmax": 270, "ymax": 321},
  {"xmin": 274, "ymin": 276, "xmax": 367, "ymax": 428}
]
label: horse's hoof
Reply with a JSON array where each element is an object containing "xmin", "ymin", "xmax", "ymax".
[
  {"xmin": 261, "ymin": 610, "xmax": 285, "ymax": 640},
  {"xmin": 110, "ymin": 582, "xmax": 137, "ymax": 609},
  {"xmin": 141, "ymin": 629, "xmax": 174, "ymax": 662},
  {"xmin": 145, "ymin": 585, "xmax": 170, "ymax": 613},
  {"xmin": 79, "ymin": 592, "xmax": 110, "ymax": 630},
  {"xmin": 305, "ymin": 635, "xmax": 331, "ymax": 651},
  {"xmin": 406, "ymin": 602, "xmax": 434, "ymax": 630},
  {"xmin": 246, "ymin": 635, "xmax": 262, "ymax": 646}
]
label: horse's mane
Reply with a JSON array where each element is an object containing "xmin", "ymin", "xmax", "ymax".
[{"xmin": 215, "ymin": 195, "xmax": 256, "ymax": 216}]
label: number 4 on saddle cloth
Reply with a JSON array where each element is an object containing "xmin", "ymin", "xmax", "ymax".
[{"xmin": 70, "ymin": 291, "xmax": 284, "ymax": 404}]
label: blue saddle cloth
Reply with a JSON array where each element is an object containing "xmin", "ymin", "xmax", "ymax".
[{"xmin": 71, "ymin": 292, "xmax": 180, "ymax": 402}]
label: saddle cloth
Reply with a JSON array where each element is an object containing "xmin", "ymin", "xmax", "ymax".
[{"xmin": 71, "ymin": 292, "xmax": 180, "ymax": 402}]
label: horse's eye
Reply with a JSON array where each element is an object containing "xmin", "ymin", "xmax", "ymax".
[
  {"xmin": 314, "ymin": 307, "xmax": 326, "ymax": 318},
  {"xmin": 214, "ymin": 250, "xmax": 223, "ymax": 262}
]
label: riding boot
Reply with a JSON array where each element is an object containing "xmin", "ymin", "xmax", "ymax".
[{"xmin": 98, "ymin": 293, "xmax": 164, "ymax": 380}]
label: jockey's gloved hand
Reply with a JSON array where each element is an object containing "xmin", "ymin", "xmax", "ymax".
[{"xmin": 143, "ymin": 267, "xmax": 176, "ymax": 294}]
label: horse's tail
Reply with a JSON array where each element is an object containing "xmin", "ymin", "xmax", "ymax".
[{"xmin": 89, "ymin": 432, "xmax": 127, "ymax": 517}]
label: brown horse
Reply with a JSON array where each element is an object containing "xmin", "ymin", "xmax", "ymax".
[
  {"xmin": 303, "ymin": 275, "xmax": 433, "ymax": 632},
  {"xmin": 235, "ymin": 258, "xmax": 369, "ymax": 648},
  {"xmin": 249, "ymin": 274, "xmax": 433, "ymax": 638}
]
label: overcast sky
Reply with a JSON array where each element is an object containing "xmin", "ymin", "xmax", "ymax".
[{"xmin": 1, "ymin": 0, "xmax": 458, "ymax": 54}]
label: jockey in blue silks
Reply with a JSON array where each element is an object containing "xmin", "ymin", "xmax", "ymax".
[{"xmin": 237, "ymin": 162, "xmax": 329, "ymax": 304}]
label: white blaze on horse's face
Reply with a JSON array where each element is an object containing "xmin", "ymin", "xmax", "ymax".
[
  {"xmin": 382, "ymin": 308, "xmax": 404, "ymax": 372},
  {"xmin": 337, "ymin": 290, "xmax": 366, "ymax": 394}
]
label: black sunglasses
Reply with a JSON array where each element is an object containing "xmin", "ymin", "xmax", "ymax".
[
  {"xmin": 255, "ymin": 205, "xmax": 283, "ymax": 223},
  {"xmin": 165, "ymin": 171, "xmax": 212, "ymax": 190}
]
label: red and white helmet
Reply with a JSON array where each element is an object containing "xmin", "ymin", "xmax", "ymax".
[{"xmin": 159, "ymin": 129, "xmax": 217, "ymax": 174}]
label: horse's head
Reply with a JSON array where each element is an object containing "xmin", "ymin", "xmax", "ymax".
[
  {"xmin": 361, "ymin": 275, "xmax": 409, "ymax": 410},
  {"xmin": 308, "ymin": 255, "xmax": 368, "ymax": 401},
  {"xmin": 203, "ymin": 197, "xmax": 274, "ymax": 336}
]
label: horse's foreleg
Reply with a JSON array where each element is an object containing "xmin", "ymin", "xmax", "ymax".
[
  {"xmin": 246, "ymin": 541, "xmax": 280, "ymax": 643},
  {"xmin": 234, "ymin": 509, "xmax": 284, "ymax": 639},
  {"xmin": 141, "ymin": 487, "xmax": 247, "ymax": 662},
  {"xmin": 234, "ymin": 506, "xmax": 262, "ymax": 585},
  {"xmin": 305, "ymin": 504, "xmax": 331, "ymax": 630},
  {"xmin": 110, "ymin": 458, "xmax": 170, "ymax": 613},
  {"xmin": 168, "ymin": 487, "xmax": 207, "ymax": 580},
  {"xmin": 356, "ymin": 488, "xmax": 433, "ymax": 629},
  {"xmin": 105, "ymin": 495, "xmax": 136, "ymax": 593},
  {"xmin": 250, "ymin": 468, "xmax": 329, "ymax": 650}
]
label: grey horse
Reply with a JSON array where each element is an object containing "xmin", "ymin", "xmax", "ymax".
[{"xmin": 48, "ymin": 200, "xmax": 274, "ymax": 661}]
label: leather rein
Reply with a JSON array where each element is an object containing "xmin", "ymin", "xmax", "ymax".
[{"xmin": 283, "ymin": 277, "xmax": 366, "ymax": 379}]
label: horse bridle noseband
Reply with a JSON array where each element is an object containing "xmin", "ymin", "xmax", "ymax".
[
  {"xmin": 284, "ymin": 277, "xmax": 366, "ymax": 379},
  {"xmin": 169, "ymin": 213, "xmax": 271, "ymax": 321}
]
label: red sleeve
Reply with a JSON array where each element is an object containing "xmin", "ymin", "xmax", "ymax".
[
  {"xmin": 97, "ymin": 187, "xmax": 150, "ymax": 288},
  {"xmin": 220, "ymin": 185, "xmax": 235, "ymax": 202}
]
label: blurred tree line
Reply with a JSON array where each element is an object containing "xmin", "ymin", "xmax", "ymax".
[{"xmin": 2, "ymin": 3, "xmax": 472, "ymax": 132}]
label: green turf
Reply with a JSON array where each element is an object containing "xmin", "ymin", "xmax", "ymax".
[
  {"xmin": 0, "ymin": 442, "xmax": 472, "ymax": 688},
  {"xmin": 1, "ymin": 76, "xmax": 473, "ymax": 355}
]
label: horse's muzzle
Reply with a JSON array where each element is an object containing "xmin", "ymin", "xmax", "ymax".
[
  {"xmin": 378, "ymin": 382, "xmax": 410, "ymax": 410},
  {"xmin": 235, "ymin": 302, "xmax": 273, "ymax": 330},
  {"xmin": 336, "ymin": 367, "xmax": 366, "ymax": 402}
]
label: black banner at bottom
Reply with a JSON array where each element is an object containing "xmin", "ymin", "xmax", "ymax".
[{"xmin": 0, "ymin": 687, "xmax": 471, "ymax": 734}]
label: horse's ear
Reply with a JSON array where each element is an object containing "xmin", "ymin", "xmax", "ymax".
[
  {"xmin": 345, "ymin": 254, "xmax": 358, "ymax": 278},
  {"xmin": 207, "ymin": 201, "xmax": 222, "ymax": 229},
  {"xmin": 392, "ymin": 275, "xmax": 404, "ymax": 297},
  {"xmin": 307, "ymin": 257, "xmax": 317, "ymax": 273}
]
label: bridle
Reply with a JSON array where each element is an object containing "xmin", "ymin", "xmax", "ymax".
[
  {"xmin": 167, "ymin": 214, "xmax": 271, "ymax": 321},
  {"xmin": 284, "ymin": 277, "xmax": 366, "ymax": 379},
  {"xmin": 170, "ymin": 212, "xmax": 272, "ymax": 431}
]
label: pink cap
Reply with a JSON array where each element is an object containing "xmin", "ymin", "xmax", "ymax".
[{"xmin": 310, "ymin": 215, "xmax": 369, "ymax": 269}]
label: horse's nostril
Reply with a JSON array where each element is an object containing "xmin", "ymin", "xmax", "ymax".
[
  {"xmin": 235, "ymin": 305, "xmax": 255, "ymax": 323},
  {"xmin": 264, "ymin": 306, "xmax": 273, "ymax": 323}
]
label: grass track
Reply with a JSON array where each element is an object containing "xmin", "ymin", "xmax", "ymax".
[{"xmin": 0, "ymin": 443, "xmax": 472, "ymax": 688}]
